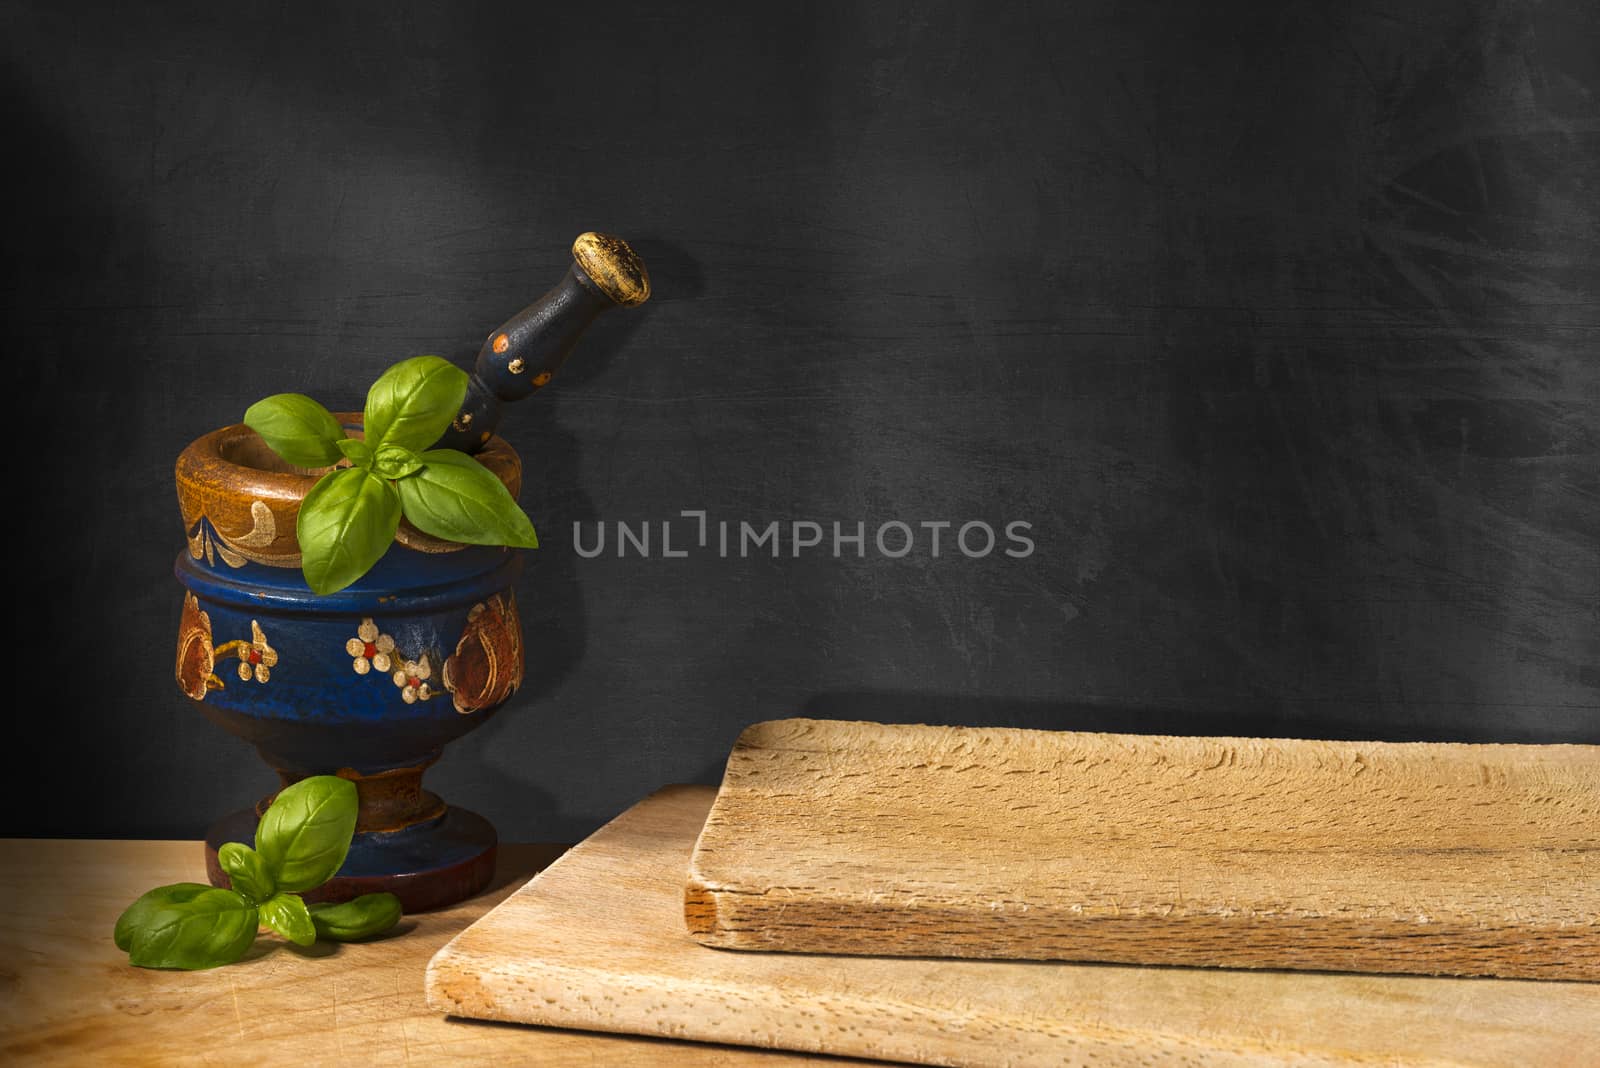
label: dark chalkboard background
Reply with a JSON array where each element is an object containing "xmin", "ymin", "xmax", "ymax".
[{"xmin": 6, "ymin": 1, "xmax": 1597, "ymax": 840}]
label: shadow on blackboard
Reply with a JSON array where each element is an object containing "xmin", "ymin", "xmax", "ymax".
[
  {"xmin": 443, "ymin": 243, "xmax": 693, "ymax": 841},
  {"xmin": 480, "ymin": 238, "xmax": 680, "ymax": 707}
]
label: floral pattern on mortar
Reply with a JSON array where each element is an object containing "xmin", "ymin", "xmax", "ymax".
[
  {"xmin": 175, "ymin": 592, "xmax": 278, "ymax": 700},
  {"xmin": 442, "ymin": 593, "xmax": 523, "ymax": 716},
  {"xmin": 185, "ymin": 500, "xmax": 284, "ymax": 570},
  {"xmin": 346, "ymin": 618, "xmax": 440, "ymax": 704}
]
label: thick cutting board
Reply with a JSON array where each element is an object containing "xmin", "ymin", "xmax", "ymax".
[
  {"xmin": 685, "ymin": 719, "xmax": 1599, "ymax": 979},
  {"xmin": 426, "ymin": 786, "xmax": 1598, "ymax": 1066}
]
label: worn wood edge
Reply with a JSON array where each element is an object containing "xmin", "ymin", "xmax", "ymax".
[
  {"xmin": 714, "ymin": 717, "xmax": 1600, "ymax": 769},
  {"xmin": 425, "ymin": 956, "xmax": 1383, "ymax": 1068},
  {"xmin": 686, "ymin": 889, "xmax": 1600, "ymax": 980},
  {"xmin": 425, "ymin": 787, "xmax": 1433, "ymax": 1068},
  {"xmin": 684, "ymin": 719, "xmax": 1600, "ymax": 980}
]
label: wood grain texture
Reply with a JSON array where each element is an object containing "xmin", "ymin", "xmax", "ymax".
[
  {"xmin": 427, "ymin": 785, "xmax": 1599, "ymax": 1067},
  {"xmin": 0, "ymin": 838, "xmax": 856, "ymax": 1067},
  {"xmin": 686, "ymin": 719, "xmax": 1600, "ymax": 979}
]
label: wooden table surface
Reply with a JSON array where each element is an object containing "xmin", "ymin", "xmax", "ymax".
[{"xmin": 0, "ymin": 839, "xmax": 871, "ymax": 1067}]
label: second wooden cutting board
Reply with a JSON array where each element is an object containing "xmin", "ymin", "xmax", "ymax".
[
  {"xmin": 428, "ymin": 786, "xmax": 1598, "ymax": 1066},
  {"xmin": 684, "ymin": 718, "xmax": 1600, "ymax": 979}
]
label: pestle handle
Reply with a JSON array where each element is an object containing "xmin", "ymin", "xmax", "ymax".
[{"xmin": 433, "ymin": 232, "xmax": 650, "ymax": 453}]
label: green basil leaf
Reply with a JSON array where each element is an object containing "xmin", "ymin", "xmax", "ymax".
[
  {"xmin": 397, "ymin": 450, "xmax": 539, "ymax": 548},
  {"xmin": 260, "ymin": 892, "xmax": 316, "ymax": 946},
  {"xmin": 255, "ymin": 775, "xmax": 359, "ymax": 892},
  {"xmin": 308, "ymin": 893, "xmax": 403, "ymax": 942},
  {"xmin": 335, "ymin": 437, "xmax": 373, "ymax": 467},
  {"xmin": 362, "ymin": 355, "xmax": 468, "ymax": 452},
  {"xmin": 372, "ymin": 444, "xmax": 423, "ymax": 481},
  {"xmin": 244, "ymin": 394, "xmax": 346, "ymax": 469},
  {"xmin": 127, "ymin": 889, "xmax": 259, "ymax": 970},
  {"xmin": 217, "ymin": 842, "xmax": 275, "ymax": 905},
  {"xmin": 296, "ymin": 468, "xmax": 401, "ymax": 594},
  {"xmin": 114, "ymin": 883, "xmax": 213, "ymax": 952}
]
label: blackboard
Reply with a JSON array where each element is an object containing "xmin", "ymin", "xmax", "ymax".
[{"xmin": 6, "ymin": 0, "xmax": 1596, "ymax": 841}]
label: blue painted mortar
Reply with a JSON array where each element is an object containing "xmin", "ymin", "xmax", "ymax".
[{"xmin": 175, "ymin": 522, "xmax": 522, "ymax": 776}]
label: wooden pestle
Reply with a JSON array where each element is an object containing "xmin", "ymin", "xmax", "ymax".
[{"xmin": 433, "ymin": 232, "xmax": 649, "ymax": 453}]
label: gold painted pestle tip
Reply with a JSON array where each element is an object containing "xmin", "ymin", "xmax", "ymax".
[{"xmin": 572, "ymin": 232, "xmax": 651, "ymax": 307}]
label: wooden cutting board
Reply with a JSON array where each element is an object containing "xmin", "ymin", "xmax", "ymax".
[
  {"xmin": 426, "ymin": 786, "xmax": 1598, "ymax": 1067},
  {"xmin": 685, "ymin": 719, "xmax": 1599, "ymax": 979}
]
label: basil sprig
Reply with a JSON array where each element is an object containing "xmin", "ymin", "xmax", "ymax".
[
  {"xmin": 216, "ymin": 842, "xmax": 274, "ymax": 903},
  {"xmin": 114, "ymin": 776, "xmax": 403, "ymax": 970},
  {"xmin": 241, "ymin": 393, "xmax": 348, "ymax": 469},
  {"xmin": 296, "ymin": 468, "xmax": 403, "ymax": 602},
  {"xmin": 308, "ymin": 893, "xmax": 405, "ymax": 941},
  {"xmin": 243, "ymin": 355, "xmax": 539, "ymax": 595},
  {"xmin": 125, "ymin": 889, "xmax": 260, "ymax": 970},
  {"xmin": 254, "ymin": 774, "xmax": 360, "ymax": 892},
  {"xmin": 396, "ymin": 450, "xmax": 540, "ymax": 548}
]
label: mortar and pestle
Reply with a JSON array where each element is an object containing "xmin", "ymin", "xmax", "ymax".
[{"xmin": 172, "ymin": 233, "xmax": 648, "ymax": 911}]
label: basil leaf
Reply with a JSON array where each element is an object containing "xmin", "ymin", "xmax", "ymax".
[
  {"xmin": 373, "ymin": 444, "xmax": 423, "ymax": 481},
  {"xmin": 397, "ymin": 450, "xmax": 539, "ymax": 548},
  {"xmin": 335, "ymin": 437, "xmax": 373, "ymax": 467},
  {"xmin": 308, "ymin": 893, "xmax": 403, "ymax": 942},
  {"xmin": 114, "ymin": 883, "xmax": 213, "ymax": 952},
  {"xmin": 362, "ymin": 355, "xmax": 468, "ymax": 453},
  {"xmin": 127, "ymin": 889, "xmax": 259, "ymax": 970},
  {"xmin": 297, "ymin": 467, "xmax": 401, "ymax": 594},
  {"xmin": 217, "ymin": 842, "xmax": 275, "ymax": 905},
  {"xmin": 260, "ymin": 892, "xmax": 316, "ymax": 946},
  {"xmin": 244, "ymin": 394, "xmax": 346, "ymax": 469},
  {"xmin": 255, "ymin": 775, "xmax": 359, "ymax": 892}
]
